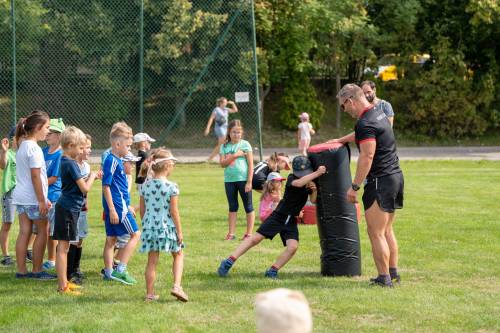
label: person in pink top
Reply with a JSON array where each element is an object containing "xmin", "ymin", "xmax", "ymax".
[{"xmin": 259, "ymin": 172, "xmax": 286, "ymax": 222}]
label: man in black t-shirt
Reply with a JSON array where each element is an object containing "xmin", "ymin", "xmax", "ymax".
[
  {"xmin": 336, "ymin": 83, "xmax": 404, "ymax": 287},
  {"xmin": 217, "ymin": 156, "xmax": 326, "ymax": 279}
]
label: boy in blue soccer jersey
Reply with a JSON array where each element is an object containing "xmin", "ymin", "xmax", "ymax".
[
  {"xmin": 102, "ymin": 122, "xmax": 140, "ymax": 285},
  {"xmin": 42, "ymin": 118, "xmax": 65, "ymax": 271}
]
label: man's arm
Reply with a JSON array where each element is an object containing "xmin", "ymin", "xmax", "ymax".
[
  {"xmin": 346, "ymin": 140, "xmax": 375, "ymax": 203},
  {"xmin": 327, "ymin": 132, "xmax": 355, "ymax": 144}
]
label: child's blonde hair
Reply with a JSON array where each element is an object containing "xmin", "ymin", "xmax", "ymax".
[
  {"xmin": 260, "ymin": 180, "xmax": 281, "ymax": 202},
  {"xmin": 110, "ymin": 122, "xmax": 132, "ymax": 143},
  {"xmin": 138, "ymin": 147, "xmax": 175, "ymax": 178},
  {"xmin": 61, "ymin": 126, "xmax": 87, "ymax": 150},
  {"xmin": 255, "ymin": 288, "xmax": 312, "ymax": 333}
]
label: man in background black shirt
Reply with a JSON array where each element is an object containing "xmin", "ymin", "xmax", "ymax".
[{"xmin": 336, "ymin": 83, "xmax": 404, "ymax": 287}]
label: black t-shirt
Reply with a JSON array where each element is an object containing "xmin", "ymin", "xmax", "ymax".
[
  {"xmin": 275, "ymin": 174, "xmax": 311, "ymax": 216},
  {"xmin": 57, "ymin": 156, "xmax": 84, "ymax": 212},
  {"xmin": 135, "ymin": 150, "xmax": 148, "ymax": 184},
  {"xmin": 252, "ymin": 161, "xmax": 272, "ymax": 190},
  {"xmin": 354, "ymin": 106, "xmax": 401, "ymax": 179}
]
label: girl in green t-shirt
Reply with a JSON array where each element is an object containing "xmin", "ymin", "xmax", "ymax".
[
  {"xmin": 219, "ymin": 120, "xmax": 254, "ymax": 241},
  {"xmin": 0, "ymin": 130, "xmax": 17, "ymax": 266}
]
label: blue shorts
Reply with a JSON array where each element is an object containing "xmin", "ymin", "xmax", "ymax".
[
  {"xmin": 17, "ymin": 204, "xmax": 46, "ymax": 221},
  {"xmin": 104, "ymin": 211, "xmax": 138, "ymax": 237}
]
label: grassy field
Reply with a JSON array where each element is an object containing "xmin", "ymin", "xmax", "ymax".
[{"xmin": 0, "ymin": 161, "xmax": 499, "ymax": 333}]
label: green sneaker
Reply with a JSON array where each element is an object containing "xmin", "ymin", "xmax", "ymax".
[{"xmin": 110, "ymin": 270, "xmax": 137, "ymax": 285}]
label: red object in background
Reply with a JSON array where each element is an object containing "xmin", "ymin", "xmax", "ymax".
[{"xmin": 297, "ymin": 205, "xmax": 317, "ymax": 225}]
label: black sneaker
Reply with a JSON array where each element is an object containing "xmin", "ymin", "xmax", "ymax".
[
  {"xmin": 73, "ymin": 270, "xmax": 85, "ymax": 280},
  {"xmin": 70, "ymin": 274, "xmax": 84, "ymax": 286},
  {"xmin": 26, "ymin": 250, "xmax": 33, "ymax": 263},
  {"xmin": 1, "ymin": 256, "xmax": 14, "ymax": 266},
  {"xmin": 391, "ymin": 274, "xmax": 401, "ymax": 284},
  {"xmin": 369, "ymin": 276, "xmax": 393, "ymax": 288}
]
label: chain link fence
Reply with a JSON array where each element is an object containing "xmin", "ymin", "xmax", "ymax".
[{"xmin": 0, "ymin": 0, "xmax": 262, "ymax": 152}]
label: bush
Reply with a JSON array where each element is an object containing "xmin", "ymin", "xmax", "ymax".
[
  {"xmin": 279, "ymin": 76, "xmax": 325, "ymax": 131},
  {"xmin": 384, "ymin": 38, "xmax": 487, "ymax": 138}
]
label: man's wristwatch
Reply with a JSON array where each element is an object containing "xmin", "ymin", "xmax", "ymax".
[{"xmin": 351, "ymin": 183, "xmax": 360, "ymax": 191}]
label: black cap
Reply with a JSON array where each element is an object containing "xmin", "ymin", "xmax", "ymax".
[
  {"xmin": 7, "ymin": 126, "xmax": 15, "ymax": 140},
  {"xmin": 292, "ymin": 156, "xmax": 313, "ymax": 177}
]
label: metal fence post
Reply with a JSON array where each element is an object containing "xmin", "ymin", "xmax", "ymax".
[
  {"xmin": 139, "ymin": 0, "xmax": 144, "ymax": 132},
  {"xmin": 10, "ymin": 0, "xmax": 17, "ymax": 125},
  {"xmin": 251, "ymin": 0, "xmax": 263, "ymax": 161}
]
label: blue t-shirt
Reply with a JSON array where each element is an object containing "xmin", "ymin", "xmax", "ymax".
[
  {"xmin": 43, "ymin": 147, "xmax": 63, "ymax": 203},
  {"xmin": 102, "ymin": 153, "xmax": 130, "ymax": 215},
  {"xmin": 101, "ymin": 148, "xmax": 111, "ymax": 167},
  {"xmin": 57, "ymin": 156, "xmax": 84, "ymax": 212},
  {"xmin": 374, "ymin": 99, "xmax": 394, "ymax": 117}
]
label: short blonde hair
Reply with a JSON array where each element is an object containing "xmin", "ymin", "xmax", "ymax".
[
  {"xmin": 110, "ymin": 122, "xmax": 133, "ymax": 143},
  {"xmin": 255, "ymin": 288, "xmax": 312, "ymax": 333},
  {"xmin": 61, "ymin": 126, "xmax": 87, "ymax": 150}
]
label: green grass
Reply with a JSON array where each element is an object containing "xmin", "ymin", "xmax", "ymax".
[{"xmin": 0, "ymin": 161, "xmax": 499, "ymax": 332}]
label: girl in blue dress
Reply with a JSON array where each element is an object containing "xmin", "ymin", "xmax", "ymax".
[{"xmin": 138, "ymin": 148, "xmax": 188, "ymax": 302}]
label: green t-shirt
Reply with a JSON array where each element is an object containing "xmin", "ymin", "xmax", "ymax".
[
  {"xmin": 2, "ymin": 149, "xmax": 16, "ymax": 194},
  {"xmin": 219, "ymin": 140, "xmax": 252, "ymax": 182}
]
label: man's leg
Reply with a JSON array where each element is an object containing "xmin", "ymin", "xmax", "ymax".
[{"xmin": 365, "ymin": 201, "xmax": 390, "ymax": 275}]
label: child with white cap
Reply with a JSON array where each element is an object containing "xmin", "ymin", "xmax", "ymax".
[
  {"xmin": 132, "ymin": 132, "xmax": 155, "ymax": 192},
  {"xmin": 297, "ymin": 112, "xmax": 315, "ymax": 156}
]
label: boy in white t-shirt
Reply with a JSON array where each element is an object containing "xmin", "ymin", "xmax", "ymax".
[{"xmin": 297, "ymin": 112, "xmax": 315, "ymax": 156}]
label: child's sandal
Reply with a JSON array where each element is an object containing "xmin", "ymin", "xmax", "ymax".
[
  {"xmin": 224, "ymin": 234, "xmax": 236, "ymax": 241},
  {"xmin": 170, "ymin": 286, "xmax": 188, "ymax": 302},
  {"xmin": 145, "ymin": 294, "xmax": 160, "ymax": 302}
]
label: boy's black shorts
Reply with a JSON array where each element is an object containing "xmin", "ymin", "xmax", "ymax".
[
  {"xmin": 257, "ymin": 211, "xmax": 299, "ymax": 246},
  {"xmin": 362, "ymin": 172, "xmax": 404, "ymax": 213},
  {"xmin": 52, "ymin": 204, "xmax": 79, "ymax": 242}
]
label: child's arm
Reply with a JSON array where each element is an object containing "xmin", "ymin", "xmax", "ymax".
[
  {"xmin": 0, "ymin": 138, "xmax": 8, "ymax": 170},
  {"xmin": 310, "ymin": 124, "xmax": 315, "ymax": 135},
  {"xmin": 75, "ymin": 172, "xmax": 97, "ymax": 194},
  {"xmin": 245, "ymin": 150, "xmax": 253, "ymax": 192},
  {"xmin": 219, "ymin": 150, "xmax": 245, "ymax": 167},
  {"xmin": 47, "ymin": 176, "xmax": 58, "ymax": 185},
  {"xmin": 139, "ymin": 196, "xmax": 145, "ymax": 220},
  {"xmin": 103, "ymin": 186, "xmax": 119, "ymax": 224},
  {"xmin": 31, "ymin": 168, "xmax": 49, "ymax": 216},
  {"xmin": 170, "ymin": 195, "xmax": 183, "ymax": 245},
  {"xmin": 307, "ymin": 182, "xmax": 318, "ymax": 203},
  {"xmin": 297, "ymin": 129, "xmax": 300, "ymax": 143},
  {"xmin": 204, "ymin": 113, "xmax": 215, "ymax": 136},
  {"xmin": 291, "ymin": 166, "xmax": 326, "ymax": 188}
]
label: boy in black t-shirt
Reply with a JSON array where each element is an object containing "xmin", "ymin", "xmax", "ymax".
[
  {"xmin": 218, "ymin": 156, "xmax": 325, "ymax": 279},
  {"xmin": 53, "ymin": 126, "xmax": 99, "ymax": 295}
]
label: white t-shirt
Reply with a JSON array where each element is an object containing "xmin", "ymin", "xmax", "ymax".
[
  {"xmin": 298, "ymin": 122, "xmax": 313, "ymax": 140},
  {"xmin": 12, "ymin": 140, "xmax": 48, "ymax": 205}
]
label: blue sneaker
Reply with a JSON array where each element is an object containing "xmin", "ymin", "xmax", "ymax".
[
  {"xmin": 42, "ymin": 261, "xmax": 55, "ymax": 270},
  {"xmin": 15, "ymin": 272, "xmax": 33, "ymax": 279},
  {"xmin": 31, "ymin": 271, "xmax": 57, "ymax": 280},
  {"xmin": 264, "ymin": 268, "xmax": 278, "ymax": 279},
  {"xmin": 217, "ymin": 259, "xmax": 233, "ymax": 277}
]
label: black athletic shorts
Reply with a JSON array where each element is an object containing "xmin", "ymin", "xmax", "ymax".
[
  {"xmin": 257, "ymin": 211, "xmax": 299, "ymax": 246},
  {"xmin": 362, "ymin": 172, "xmax": 404, "ymax": 213},
  {"xmin": 52, "ymin": 204, "xmax": 79, "ymax": 242}
]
